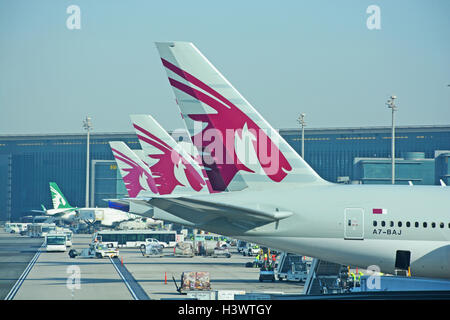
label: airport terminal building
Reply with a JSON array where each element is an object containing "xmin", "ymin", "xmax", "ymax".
[{"xmin": 1, "ymin": 125, "xmax": 449, "ymax": 221}]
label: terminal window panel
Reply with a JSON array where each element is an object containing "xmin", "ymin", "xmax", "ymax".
[{"xmin": 93, "ymin": 161, "xmax": 128, "ymax": 207}]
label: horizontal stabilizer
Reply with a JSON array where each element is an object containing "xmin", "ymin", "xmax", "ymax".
[
  {"xmin": 147, "ymin": 195, "xmax": 292, "ymax": 231},
  {"xmin": 123, "ymin": 198, "xmax": 197, "ymax": 227},
  {"xmin": 31, "ymin": 209, "xmax": 46, "ymax": 214}
]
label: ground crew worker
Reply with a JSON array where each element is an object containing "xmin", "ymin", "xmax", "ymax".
[
  {"xmin": 271, "ymin": 255, "xmax": 276, "ymax": 269},
  {"xmin": 350, "ymin": 272, "xmax": 356, "ymax": 288},
  {"xmin": 357, "ymin": 271, "xmax": 363, "ymax": 286},
  {"xmin": 254, "ymin": 254, "xmax": 260, "ymax": 268}
]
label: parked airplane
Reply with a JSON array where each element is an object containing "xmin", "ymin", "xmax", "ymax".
[
  {"xmin": 43, "ymin": 182, "xmax": 142, "ymax": 228},
  {"xmin": 33, "ymin": 182, "xmax": 78, "ymax": 223},
  {"xmin": 143, "ymin": 41, "xmax": 450, "ymax": 279},
  {"xmin": 109, "ymin": 139, "xmax": 195, "ymax": 227},
  {"xmin": 108, "ymin": 113, "xmax": 226, "ymax": 226},
  {"xmin": 130, "ymin": 114, "xmax": 218, "ymax": 194}
]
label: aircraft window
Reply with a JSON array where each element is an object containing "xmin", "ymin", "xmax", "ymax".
[
  {"xmin": 415, "ymin": 222, "xmax": 419, "ymax": 228},
  {"xmin": 431, "ymin": 222, "xmax": 436, "ymax": 228},
  {"xmin": 423, "ymin": 222, "xmax": 427, "ymax": 228},
  {"xmin": 390, "ymin": 221, "xmax": 394, "ymax": 227},
  {"xmin": 440, "ymin": 223, "xmax": 444, "ymax": 229},
  {"xmin": 381, "ymin": 221, "xmax": 386, "ymax": 227},
  {"xmin": 398, "ymin": 221, "xmax": 402, "ymax": 227},
  {"xmin": 406, "ymin": 222, "xmax": 410, "ymax": 227},
  {"xmin": 373, "ymin": 221, "xmax": 377, "ymax": 227}
]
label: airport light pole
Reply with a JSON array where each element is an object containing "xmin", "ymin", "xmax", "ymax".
[
  {"xmin": 83, "ymin": 116, "xmax": 93, "ymax": 207},
  {"xmin": 386, "ymin": 96, "xmax": 398, "ymax": 185},
  {"xmin": 297, "ymin": 113, "xmax": 306, "ymax": 158}
]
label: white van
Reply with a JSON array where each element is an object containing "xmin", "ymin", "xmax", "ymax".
[
  {"xmin": 145, "ymin": 238, "xmax": 166, "ymax": 248},
  {"xmin": 45, "ymin": 233, "xmax": 67, "ymax": 252},
  {"xmin": 62, "ymin": 229, "xmax": 73, "ymax": 247},
  {"xmin": 237, "ymin": 240, "xmax": 248, "ymax": 253},
  {"xmin": 5, "ymin": 223, "xmax": 27, "ymax": 234},
  {"xmin": 244, "ymin": 244, "xmax": 260, "ymax": 256}
]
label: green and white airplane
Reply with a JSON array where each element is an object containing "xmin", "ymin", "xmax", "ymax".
[
  {"xmin": 41, "ymin": 182, "xmax": 139, "ymax": 227},
  {"xmin": 38, "ymin": 182, "xmax": 78, "ymax": 222},
  {"xmin": 136, "ymin": 41, "xmax": 450, "ymax": 280}
]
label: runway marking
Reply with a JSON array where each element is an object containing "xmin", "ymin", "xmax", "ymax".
[
  {"xmin": 4, "ymin": 242, "xmax": 45, "ymax": 300},
  {"xmin": 110, "ymin": 257, "xmax": 150, "ymax": 300}
]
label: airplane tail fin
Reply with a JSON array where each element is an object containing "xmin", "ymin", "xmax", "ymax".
[
  {"xmin": 109, "ymin": 141, "xmax": 159, "ymax": 197},
  {"xmin": 130, "ymin": 114, "xmax": 212, "ymax": 195},
  {"xmin": 155, "ymin": 42, "xmax": 327, "ymax": 191},
  {"xmin": 49, "ymin": 182, "xmax": 72, "ymax": 209}
]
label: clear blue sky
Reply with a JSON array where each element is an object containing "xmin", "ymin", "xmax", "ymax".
[{"xmin": 0, "ymin": 0, "xmax": 449, "ymax": 134}]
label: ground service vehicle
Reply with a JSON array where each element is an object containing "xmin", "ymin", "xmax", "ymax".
[
  {"xmin": 68, "ymin": 242, "xmax": 119, "ymax": 259},
  {"xmin": 29, "ymin": 223, "xmax": 56, "ymax": 238},
  {"xmin": 275, "ymin": 253, "xmax": 311, "ymax": 282},
  {"xmin": 243, "ymin": 244, "xmax": 260, "ymax": 256},
  {"xmin": 5, "ymin": 223, "xmax": 28, "ymax": 234},
  {"xmin": 212, "ymin": 246, "xmax": 231, "ymax": 258},
  {"xmin": 45, "ymin": 233, "xmax": 67, "ymax": 252},
  {"xmin": 193, "ymin": 234, "xmax": 228, "ymax": 247},
  {"xmin": 62, "ymin": 229, "xmax": 73, "ymax": 247},
  {"xmin": 145, "ymin": 237, "xmax": 165, "ymax": 248},
  {"xmin": 90, "ymin": 242, "xmax": 119, "ymax": 258},
  {"xmin": 140, "ymin": 242, "xmax": 163, "ymax": 257},
  {"xmin": 174, "ymin": 242, "xmax": 195, "ymax": 257},
  {"xmin": 94, "ymin": 230, "xmax": 177, "ymax": 247},
  {"xmin": 237, "ymin": 240, "xmax": 247, "ymax": 253},
  {"xmin": 259, "ymin": 268, "xmax": 275, "ymax": 282},
  {"xmin": 173, "ymin": 271, "xmax": 211, "ymax": 294}
]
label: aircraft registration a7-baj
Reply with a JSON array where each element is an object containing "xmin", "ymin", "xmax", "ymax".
[{"xmin": 137, "ymin": 42, "xmax": 450, "ymax": 279}]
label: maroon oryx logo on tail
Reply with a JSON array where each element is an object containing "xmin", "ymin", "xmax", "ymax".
[
  {"xmin": 162, "ymin": 58, "xmax": 292, "ymax": 191},
  {"xmin": 111, "ymin": 147, "xmax": 158, "ymax": 197},
  {"xmin": 134, "ymin": 124, "xmax": 207, "ymax": 194}
]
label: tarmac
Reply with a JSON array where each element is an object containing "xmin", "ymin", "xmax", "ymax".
[
  {"xmin": 0, "ymin": 231, "xmax": 43, "ymax": 299},
  {"xmin": 1, "ymin": 231, "xmax": 304, "ymax": 300}
]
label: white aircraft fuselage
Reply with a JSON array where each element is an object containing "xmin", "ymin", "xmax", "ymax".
[
  {"xmin": 45, "ymin": 208, "xmax": 77, "ymax": 223},
  {"xmin": 151, "ymin": 183, "xmax": 450, "ymax": 279},
  {"xmin": 77, "ymin": 207, "xmax": 139, "ymax": 227}
]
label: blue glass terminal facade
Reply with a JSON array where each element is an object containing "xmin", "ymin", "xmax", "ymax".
[{"xmin": 1, "ymin": 125, "xmax": 449, "ymax": 221}]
